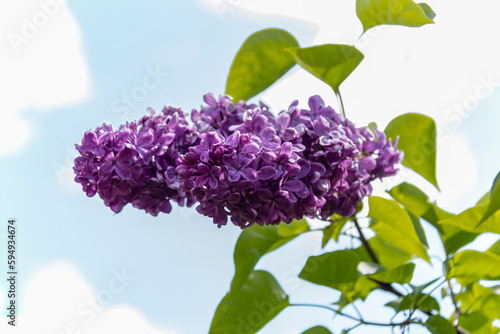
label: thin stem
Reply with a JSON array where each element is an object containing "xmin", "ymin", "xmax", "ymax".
[
  {"xmin": 353, "ymin": 218, "xmax": 405, "ymax": 298},
  {"xmin": 353, "ymin": 218, "xmax": 378, "ymax": 263},
  {"xmin": 351, "ymin": 301, "xmax": 364, "ymax": 321},
  {"xmin": 289, "ymin": 303, "xmax": 359, "ymax": 322},
  {"xmin": 335, "ymin": 90, "xmax": 346, "ymax": 119},
  {"xmin": 354, "ymin": 31, "xmax": 366, "ymax": 47},
  {"xmin": 447, "ymin": 279, "xmax": 464, "ymax": 331},
  {"xmin": 289, "ymin": 303, "xmax": 419, "ymax": 327}
]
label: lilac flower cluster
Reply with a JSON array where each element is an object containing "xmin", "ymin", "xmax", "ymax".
[
  {"xmin": 74, "ymin": 106, "xmax": 199, "ymax": 216},
  {"xmin": 74, "ymin": 94, "xmax": 403, "ymax": 228},
  {"xmin": 177, "ymin": 94, "xmax": 403, "ymax": 228}
]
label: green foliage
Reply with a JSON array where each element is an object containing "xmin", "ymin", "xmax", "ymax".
[
  {"xmin": 356, "ymin": 0, "xmax": 435, "ymax": 31},
  {"xmin": 321, "ymin": 215, "xmax": 350, "ymax": 248},
  {"xmin": 289, "ymin": 45, "xmax": 364, "ymax": 93},
  {"xmin": 368, "ymin": 262, "xmax": 416, "ymax": 284},
  {"xmin": 209, "ymin": 270, "xmax": 289, "ymax": 334},
  {"xmin": 459, "ymin": 312, "xmax": 500, "ymax": 334},
  {"xmin": 388, "ymin": 182, "xmax": 480, "ymax": 254},
  {"xmin": 231, "ymin": 219, "xmax": 309, "ymax": 293},
  {"xmin": 386, "ymin": 293, "xmax": 440, "ymax": 313},
  {"xmin": 457, "ymin": 282, "xmax": 500, "ymax": 333},
  {"xmin": 425, "ymin": 315, "xmax": 457, "ymax": 334},
  {"xmin": 419, "ymin": 3, "xmax": 436, "ymax": 20},
  {"xmin": 301, "ymin": 326, "xmax": 333, "ymax": 334},
  {"xmin": 385, "ymin": 113, "xmax": 439, "ymax": 189},
  {"xmin": 479, "ymin": 171, "xmax": 500, "ymax": 225},
  {"xmin": 449, "ymin": 250, "xmax": 500, "ymax": 285},
  {"xmin": 440, "ymin": 202, "xmax": 500, "ymax": 234},
  {"xmin": 388, "ymin": 182, "xmax": 440, "ymax": 226},
  {"xmin": 299, "ymin": 250, "xmax": 361, "ymax": 293},
  {"xmin": 368, "ymin": 196, "xmax": 430, "ymax": 264},
  {"xmin": 225, "ymin": 28, "xmax": 299, "ymax": 101}
]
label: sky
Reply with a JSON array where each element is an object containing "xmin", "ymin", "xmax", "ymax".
[{"xmin": 0, "ymin": 0, "xmax": 500, "ymax": 333}]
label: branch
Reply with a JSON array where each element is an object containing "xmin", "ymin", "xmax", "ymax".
[
  {"xmin": 289, "ymin": 303, "xmax": 419, "ymax": 328},
  {"xmin": 353, "ymin": 218, "xmax": 469, "ymax": 334},
  {"xmin": 353, "ymin": 218, "xmax": 404, "ymax": 297}
]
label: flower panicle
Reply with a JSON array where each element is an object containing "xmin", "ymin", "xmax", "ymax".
[{"xmin": 74, "ymin": 94, "xmax": 403, "ymax": 228}]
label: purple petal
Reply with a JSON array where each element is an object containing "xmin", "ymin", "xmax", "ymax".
[
  {"xmin": 241, "ymin": 168, "xmax": 258, "ymax": 181},
  {"xmin": 203, "ymin": 93, "xmax": 217, "ymax": 106},
  {"xmin": 283, "ymin": 180, "xmax": 305, "ymax": 192},
  {"xmin": 228, "ymin": 170, "xmax": 242, "ymax": 182},
  {"xmin": 359, "ymin": 156, "xmax": 377, "ymax": 171},
  {"xmin": 257, "ymin": 188, "xmax": 273, "ymax": 202},
  {"xmin": 241, "ymin": 142, "xmax": 260, "ymax": 155},
  {"xmin": 115, "ymin": 162, "xmax": 132, "ymax": 180},
  {"xmin": 137, "ymin": 129, "xmax": 155, "ymax": 148},
  {"xmin": 98, "ymin": 163, "xmax": 114, "ymax": 180},
  {"xmin": 259, "ymin": 166, "xmax": 278, "ymax": 180}
]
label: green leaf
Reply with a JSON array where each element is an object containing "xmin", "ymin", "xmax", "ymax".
[
  {"xmin": 289, "ymin": 44, "xmax": 364, "ymax": 93},
  {"xmin": 458, "ymin": 283, "xmax": 500, "ymax": 320},
  {"xmin": 367, "ymin": 235, "xmax": 413, "ymax": 268},
  {"xmin": 440, "ymin": 203, "xmax": 500, "ymax": 235},
  {"xmin": 408, "ymin": 211, "xmax": 429, "ymax": 248},
  {"xmin": 487, "ymin": 239, "xmax": 500, "ymax": 257},
  {"xmin": 321, "ymin": 224, "xmax": 335, "ymax": 249},
  {"xmin": 449, "ymin": 250, "xmax": 500, "ymax": 284},
  {"xmin": 369, "ymin": 263, "xmax": 416, "ymax": 284},
  {"xmin": 478, "ymin": 191, "xmax": 492, "ymax": 205},
  {"xmin": 479, "ymin": 171, "xmax": 500, "ymax": 225},
  {"xmin": 385, "ymin": 113, "xmax": 439, "ymax": 189},
  {"xmin": 418, "ymin": 3, "xmax": 436, "ymax": 20},
  {"xmin": 459, "ymin": 312, "xmax": 494, "ymax": 334},
  {"xmin": 231, "ymin": 219, "xmax": 309, "ymax": 293},
  {"xmin": 385, "ymin": 294, "xmax": 440, "ymax": 313},
  {"xmin": 209, "ymin": 270, "xmax": 289, "ymax": 334},
  {"xmin": 388, "ymin": 182, "xmax": 479, "ymax": 254},
  {"xmin": 225, "ymin": 28, "xmax": 299, "ymax": 101},
  {"xmin": 302, "ymin": 326, "xmax": 333, "ymax": 334},
  {"xmin": 299, "ymin": 250, "xmax": 361, "ymax": 293},
  {"xmin": 369, "ymin": 197, "xmax": 430, "ymax": 264},
  {"xmin": 356, "ymin": 0, "xmax": 435, "ymax": 32},
  {"xmin": 414, "ymin": 294, "xmax": 440, "ymax": 313},
  {"xmin": 334, "ymin": 275, "xmax": 378, "ymax": 309},
  {"xmin": 425, "ymin": 315, "xmax": 456, "ymax": 334},
  {"xmin": 321, "ymin": 218, "xmax": 349, "ymax": 248},
  {"xmin": 410, "ymin": 278, "xmax": 440, "ymax": 297},
  {"xmin": 388, "ymin": 182, "xmax": 439, "ymax": 226},
  {"xmin": 441, "ymin": 224, "xmax": 480, "ymax": 255}
]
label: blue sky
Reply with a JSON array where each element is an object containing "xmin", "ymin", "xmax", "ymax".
[{"xmin": 1, "ymin": 0, "xmax": 500, "ymax": 333}]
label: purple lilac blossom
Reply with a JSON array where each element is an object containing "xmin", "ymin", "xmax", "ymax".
[
  {"xmin": 74, "ymin": 106, "xmax": 199, "ymax": 216},
  {"xmin": 74, "ymin": 93, "xmax": 403, "ymax": 228},
  {"xmin": 177, "ymin": 94, "xmax": 403, "ymax": 228}
]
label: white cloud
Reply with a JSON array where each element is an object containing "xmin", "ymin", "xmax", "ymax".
[
  {"xmin": 0, "ymin": 0, "xmax": 90, "ymax": 156},
  {"xmin": 0, "ymin": 261, "xmax": 179, "ymax": 334}
]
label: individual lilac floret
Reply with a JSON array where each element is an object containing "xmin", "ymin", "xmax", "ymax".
[{"xmin": 74, "ymin": 106, "xmax": 199, "ymax": 216}]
